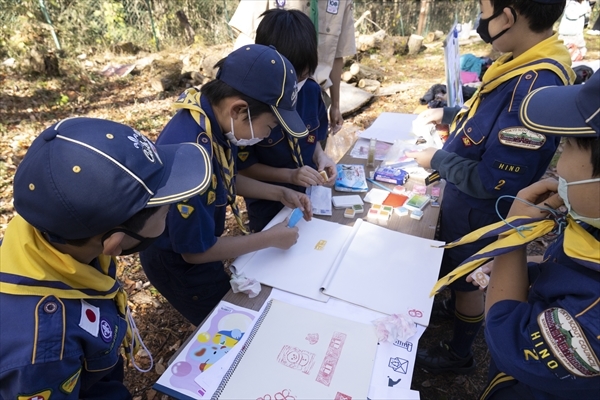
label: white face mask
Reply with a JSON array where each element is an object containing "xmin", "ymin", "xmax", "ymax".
[
  {"xmin": 224, "ymin": 108, "xmax": 263, "ymax": 147},
  {"xmin": 296, "ymin": 78, "xmax": 308, "ymax": 92},
  {"xmin": 557, "ymin": 176, "xmax": 600, "ymax": 228}
]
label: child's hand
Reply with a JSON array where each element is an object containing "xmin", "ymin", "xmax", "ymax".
[
  {"xmin": 316, "ymin": 155, "xmax": 337, "ymax": 187},
  {"xmin": 405, "ymin": 147, "xmax": 438, "ymax": 169},
  {"xmin": 507, "ymin": 178, "xmax": 564, "ymax": 219},
  {"xmin": 291, "ymin": 166, "xmax": 325, "ymax": 187},
  {"xmin": 266, "ymin": 220, "xmax": 299, "ymax": 249},
  {"xmin": 417, "ymin": 108, "xmax": 444, "ymax": 125},
  {"xmin": 279, "ymin": 187, "xmax": 313, "ymax": 221},
  {"xmin": 466, "ymin": 262, "xmax": 493, "ymax": 291}
]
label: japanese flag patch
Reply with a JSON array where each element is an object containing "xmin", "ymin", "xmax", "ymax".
[{"xmin": 79, "ymin": 300, "xmax": 99, "ymax": 337}]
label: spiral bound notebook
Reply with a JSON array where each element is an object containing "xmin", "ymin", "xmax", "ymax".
[{"xmin": 212, "ymin": 299, "xmax": 379, "ymax": 400}]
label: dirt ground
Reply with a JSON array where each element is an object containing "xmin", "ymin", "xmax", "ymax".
[{"xmin": 1, "ymin": 34, "xmax": 598, "ymax": 399}]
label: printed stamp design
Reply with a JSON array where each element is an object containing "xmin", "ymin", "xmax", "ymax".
[
  {"xmin": 316, "ymin": 332, "xmax": 346, "ymax": 386},
  {"xmin": 277, "ymin": 346, "xmax": 315, "ymax": 374}
]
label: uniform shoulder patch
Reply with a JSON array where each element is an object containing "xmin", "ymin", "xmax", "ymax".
[
  {"xmin": 537, "ymin": 307, "xmax": 600, "ymax": 377},
  {"xmin": 238, "ymin": 151, "xmax": 249, "ymax": 162},
  {"xmin": 60, "ymin": 367, "xmax": 81, "ymax": 394},
  {"xmin": 18, "ymin": 389, "xmax": 52, "ymax": 400},
  {"xmin": 498, "ymin": 127, "xmax": 546, "ymax": 150},
  {"xmin": 177, "ymin": 203, "xmax": 195, "ymax": 219}
]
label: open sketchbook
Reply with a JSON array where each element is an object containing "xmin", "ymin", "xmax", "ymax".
[
  {"xmin": 232, "ymin": 208, "xmax": 445, "ymax": 326},
  {"xmin": 214, "ymin": 299, "xmax": 379, "ymax": 400}
]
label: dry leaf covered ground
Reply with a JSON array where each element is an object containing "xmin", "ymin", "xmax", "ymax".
[{"xmin": 1, "ymin": 36, "xmax": 598, "ymax": 399}]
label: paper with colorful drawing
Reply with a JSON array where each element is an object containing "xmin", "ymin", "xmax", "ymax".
[
  {"xmin": 153, "ymin": 302, "xmax": 258, "ymax": 399},
  {"xmin": 215, "ymin": 299, "xmax": 379, "ymax": 400}
]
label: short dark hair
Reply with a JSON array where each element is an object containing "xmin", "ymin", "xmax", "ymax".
[
  {"xmin": 256, "ymin": 9, "xmax": 318, "ymax": 77},
  {"xmin": 201, "ymin": 59, "xmax": 273, "ymax": 120},
  {"xmin": 489, "ymin": 0, "xmax": 566, "ymax": 32},
  {"xmin": 574, "ymin": 137, "xmax": 600, "ymax": 177},
  {"xmin": 65, "ymin": 206, "xmax": 160, "ymax": 247}
]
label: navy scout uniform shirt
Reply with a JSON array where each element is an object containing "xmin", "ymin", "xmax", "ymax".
[
  {"xmin": 153, "ymin": 95, "xmax": 233, "ymax": 255},
  {"xmin": 484, "ymin": 225, "xmax": 600, "ymax": 399}
]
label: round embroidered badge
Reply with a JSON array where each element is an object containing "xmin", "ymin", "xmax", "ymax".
[{"xmin": 100, "ymin": 318, "xmax": 113, "ymax": 343}]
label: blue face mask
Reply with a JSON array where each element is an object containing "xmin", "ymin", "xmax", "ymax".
[{"xmin": 557, "ymin": 176, "xmax": 600, "ymax": 228}]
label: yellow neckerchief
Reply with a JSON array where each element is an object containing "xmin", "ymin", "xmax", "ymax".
[
  {"xmin": 288, "ymin": 135, "xmax": 304, "ymax": 168},
  {"xmin": 430, "ymin": 215, "xmax": 600, "ymax": 296},
  {"xmin": 449, "ymin": 34, "xmax": 575, "ymax": 136},
  {"xmin": 0, "ymin": 215, "xmax": 139, "ymax": 358},
  {"xmin": 173, "ymin": 88, "xmax": 248, "ymax": 234}
]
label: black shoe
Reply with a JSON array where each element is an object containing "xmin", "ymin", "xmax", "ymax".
[
  {"xmin": 431, "ymin": 298, "xmax": 455, "ymax": 321},
  {"xmin": 416, "ymin": 341, "xmax": 476, "ymax": 374}
]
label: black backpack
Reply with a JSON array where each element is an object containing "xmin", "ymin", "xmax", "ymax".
[{"xmin": 573, "ymin": 65, "xmax": 595, "ymax": 84}]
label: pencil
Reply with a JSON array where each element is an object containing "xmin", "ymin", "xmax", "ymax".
[{"xmin": 366, "ymin": 178, "xmax": 394, "ymax": 193}]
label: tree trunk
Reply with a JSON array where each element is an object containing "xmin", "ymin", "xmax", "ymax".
[
  {"xmin": 349, "ymin": 63, "xmax": 385, "ymax": 82},
  {"xmin": 176, "ymin": 10, "xmax": 196, "ymax": 45},
  {"xmin": 150, "ymin": 59, "xmax": 183, "ymax": 92},
  {"xmin": 358, "ymin": 78, "xmax": 381, "ymax": 93},
  {"xmin": 407, "ymin": 34, "xmax": 424, "ymax": 55},
  {"xmin": 425, "ymin": 30, "xmax": 444, "ymax": 43},
  {"xmin": 417, "ymin": 0, "xmax": 432, "ymax": 36},
  {"xmin": 356, "ymin": 29, "xmax": 387, "ymax": 52},
  {"xmin": 341, "ymin": 70, "xmax": 355, "ymax": 83}
]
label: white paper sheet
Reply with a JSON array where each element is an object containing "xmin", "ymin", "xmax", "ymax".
[
  {"xmin": 358, "ymin": 113, "xmax": 419, "ymax": 143},
  {"xmin": 231, "ymin": 207, "xmax": 354, "ymax": 302},
  {"xmin": 270, "ymin": 289, "xmax": 425, "ymax": 395},
  {"xmin": 217, "ymin": 299, "xmax": 379, "ymax": 400},
  {"xmin": 322, "ymin": 221, "xmax": 445, "ymax": 326}
]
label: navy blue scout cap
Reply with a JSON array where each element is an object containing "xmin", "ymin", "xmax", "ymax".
[
  {"xmin": 14, "ymin": 117, "xmax": 212, "ymax": 240},
  {"xmin": 520, "ymin": 70, "xmax": 600, "ymax": 137},
  {"xmin": 217, "ymin": 44, "xmax": 308, "ymax": 138}
]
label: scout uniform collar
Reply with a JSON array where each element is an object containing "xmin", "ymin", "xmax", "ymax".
[
  {"xmin": 449, "ymin": 34, "xmax": 575, "ymax": 138},
  {"xmin": 0, "ymin": 215, "xmax": 148, "ymax": 369}
]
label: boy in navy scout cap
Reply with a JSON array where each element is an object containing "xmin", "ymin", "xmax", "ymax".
[
  {"xmin": 140, "ymin": 44, "xmax": 313, "ymax": 326},
  {"xmin": 479, "ymin": 63, "xmax": 600, "ymax": 400},
  {"xmin": 0, "ymin": 117, "xmax": 212, "ymax": 399},
  {"xmin": 436, "ymin": 70, "xmax": 600, "ymax": 399},
  {"xmin": 407, "ymin": 0, "xmax": 576, "ymax": 374},
  {"xmin": 237, "ymin": 8, "xmax": 338, "ymax": 232}
]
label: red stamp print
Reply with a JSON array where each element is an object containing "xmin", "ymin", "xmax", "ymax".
[
  {"xmin": 316, "ymin": 332, "xmax": 347, "ymax": 386},
  {"xmin": 257, "ymin": 388, "xmax": 295, "ymax": 400},
  {"xmin": 408, "ymin": 309, "xmax": 423, "ymax": 318},
  {"xmin": 305, "ymin": 333, "xmax": 319, "ymax": 345},
  {"xmin": 334, "ymin": 392, "xmax": 352, "ymax": 400},
  {"xmin": 277, "ymin": 345, "xmax": 315, "ymax": 374}
]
